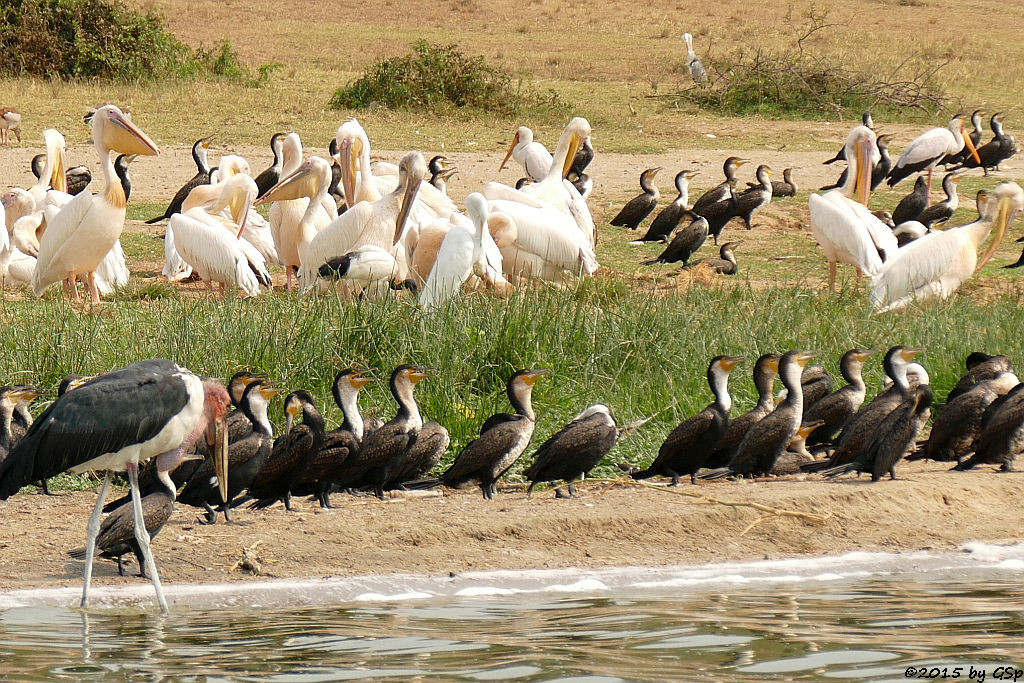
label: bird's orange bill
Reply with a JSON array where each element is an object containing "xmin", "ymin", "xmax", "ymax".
[
  {"xmin": 522, "ymin": 368, "xmax": 550, "ymax": 385},
  {"xmin": 900, "ymin": 347, "xmax": 925, "ymax": 362},
  {"xmin": 256, "ymin": 159, "xmax": 316, "ymax": 206},
  {"xmin": 978, "ymin": 194, "xmax": 1014, "ymax": 269},
  {"xmin": 855, "ymin": 135, "xmax": 873, "ymax": 206},
  {"xmin": 104, "ymin": 108, "xmax": 160, "ymax": 156},
  {"xmin": 499, "ymin": 131, "xmax": 520, "ymax": 172},
  {"xmin": 349, "ymin": 369, "xmax": 374, "ymax": 389},
  {"xmin": 962, "ymin": 122, "xmax": 981, "ymax": 165},
  {"xmin": 796, "ymin": 351, "xmax": 816, "ymax": 367},
  {"xmin": 561, "ymin": 134, "xmax": 583, "ymax": 179},
  {"xmin": 393, "ymin": 170, "xmax": 422, "ymax": 246},
  {"xmin": 798, "ymin": 419, "xmax": 826, "ymax": 438}
]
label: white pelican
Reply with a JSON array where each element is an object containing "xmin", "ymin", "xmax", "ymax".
[
  {"xmin": 166, "ymin": 174, "xmax": 270, "ymax": 296},
  {"xmin": 260, "ymin": 153, "xmax": 426, "ymax": 293},
  {"xmin": 887, "ymin": 114, "xmax": 981, "ymax": 196},
  {"xmin": 31, "ymin": 105, "xmax": 159, "ymax": 304},
  {"xmin": 498, "ymin": 126, "xmax": 552, "ymax": 182},
  {"xmin": 419, "ymin": 193, "xmax": 511, "ymax": 309},
  {"xmin": 870, "ymin": 182, "xmax": 1023, "ymax": 311},
  {"xmin": 334, "ymin": 119, "xmax": 455, "ymax": 220},
  {"xmin": 808, "ymin": 125, "xmax": 898, "ymax": 290},
  {"xmin": 0, "ymin": 107, "xmax": 21, "ymax": 146},
  {"xmin": 484, "ymin": 117, "xmax": 596, "ymax": 247},
  {"xmin": 683, "ymin": 33, "xmax": 708, "ymax": 85}
]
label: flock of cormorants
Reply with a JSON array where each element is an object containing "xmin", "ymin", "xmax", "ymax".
[{"xmin": 1, "ymin": 345, "xmax": 1021, "ymax": 578}]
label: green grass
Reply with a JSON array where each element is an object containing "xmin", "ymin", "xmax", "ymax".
[{"xmin": 3, "ymin": 279, "xmax": 1023, "ymax": 488}]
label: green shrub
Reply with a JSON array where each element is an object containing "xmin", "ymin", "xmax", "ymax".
[
  {"xmin": 330, "ymin": 40, "xmax": 567, "ymax": 117},
  {"xmin": 0, "ymin": 0, "xmax": 272, "ymax": 83}
]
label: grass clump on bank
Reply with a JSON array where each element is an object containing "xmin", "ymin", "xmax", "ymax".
[
  {"xmin": 330, "ymin": 40, "xmax": 568, "ymax": 119},
  {"xmin": 0, "ymin": 0, "xmax": 274, "ymax": 83}
]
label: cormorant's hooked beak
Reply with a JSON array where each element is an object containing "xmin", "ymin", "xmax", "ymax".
[
  {"xmin": 768, "ymin": 356, "xmax": 781, "ymax": 373},
  {"xmin": 259, "ymin": 386, "xmax": 283, "ymax": 402},
  {"xmin": 499, "ymin": 131, "xmax": 521, "ymax": 172},
  {"xmin": 103, "ymin": 108, "xmax": 160, "ymax": 156},
  {"xmin": 439, "ymin": 167, "xmax": 460, "ymax": 181},
  {"xmin": 285, "ymin": 399, "xmax": 302, "ymax": 433},
  {"xmin": 798, "ymin": 419, "xmax": 826, "ymax": 439},
  {"xmin": 349, "ymin": 368, "xmax": 374, "ymax": 389},
  {"xmin": 900, "ymin": 347, "xmax": 925, "ymax": 363},
  {"xmin": 796, "ymin": 351, "xmax": 816, "ymax": 367},
  {"xmin": 409, "ymin": 367, "xmax": 436, "ymax": 384},
  {"xmin": 720, "ymin": 356, "xmax": 744, "ymax": 372},
  {"xmin": 961, "ymin": 121, "xmax": 982, "ymax": 165},
  {"xmin": 200, "ymin": 136, "xmax": 214, "ymax": 149},
  {"xmin": 522, "ymin": 368, "xmax": 551, "ymax": 386},
  {"xmin": 854, "ymin": 349, "xmax": 878, "ymax": 362}
]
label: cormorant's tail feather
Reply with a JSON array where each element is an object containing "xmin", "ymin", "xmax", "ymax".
[
  {"xmin": 640, "ymin": 257, "xmax": 661, "ymax": 266},
  {"xmin": 819, "ymin": 463, "xmax": 857, "ymax": 478},
  {"xmin": 247, "ymin": 497, "xmax": 282, "ymax": 510},
  {"xmin": 799, "ymin": 459, "xmax": 834, "ymax": 473},
  {"xmin": 103, "ymin": 492, "xmax": 133, "ymax": 513},
  {"xmin": 68, "ymin": 547, "xmax": 88, "ymax": 560},
  {"xmin": 403, "ymin": 477, "xmax": 441, "ymax": 490},
  {"xmin": 697, "ymin": 467, "xmax": 732, "ymax": 480}
]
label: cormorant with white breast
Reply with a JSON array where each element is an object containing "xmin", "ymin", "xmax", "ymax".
[
  {"xmin": 702, "ymin": 350, "xmax": 814, "ymax": 479},
  {"xmin": 610, "ymin": 167, "xmax": 662, "ymax": 230},
  {"xmin": 628, "ymin": 355, "xmax": 742, "ymax": 484},
  {"xmin": 424, "ymin": 368, "xmax": 547, "ymax": 500},
  {"xmin": 917, "ymin": 172, "xmax": 964, "ymax": 228},
  {"xmin": 635, "ymin": 170, "xmax": 697, "ymax": 243},
  {"xmin": 705, "ymin": 353, "xmax": 780, "ymax": 468},
  {"xmin": 254, "ymin": 133, "xmax": 285, "ymax": 198},
  {"xmin": 734, "ymin": 164, "xmax": 773, "ymax": 229},
  {"xmin": 524, "ymin": 404, "xmax": 618, "ymax": 498}
]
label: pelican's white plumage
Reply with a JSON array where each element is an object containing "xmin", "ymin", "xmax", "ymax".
[
  {"xmin": 166, "ymin": 174, "xmax": 269, "ymax": 296},
  {"xmin": 808, "ymin": 125, "xmax": 898, "ymax": 289},
  {"xmin": 419, "ymin": 193, "xmax": 511, "ymax": 308},
  {"xmin": 871, "ymin": 182, "xmax": 1023, "ymax": 311},
  {"xmin": 31, "ymin": 105, "xmax": 159, "ymax": 303},
  {"xmin": 499, "ymin": 126, "xmax": 553, "ymax": 182}
]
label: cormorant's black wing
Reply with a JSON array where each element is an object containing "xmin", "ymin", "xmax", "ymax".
[{"xmin": 0, "ymin": 359, "xmax": 189, "ymax": 499}]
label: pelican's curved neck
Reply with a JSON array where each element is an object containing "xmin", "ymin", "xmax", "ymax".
[
  {"xmin": 96, "ymin": 137, "xmax": 125, "ymax": 209},
  {"xmin": 356, "ymin": 137, "xmax": 382, "ymax": 203}
]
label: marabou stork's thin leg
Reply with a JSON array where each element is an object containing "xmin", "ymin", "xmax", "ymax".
[
  {"xmin": 127, "ymin": 462, "xmax": 168, "ymax": 613},
  {"xmin": 81, "ymin": 471, "xmax": 112, "ymax": 608}
]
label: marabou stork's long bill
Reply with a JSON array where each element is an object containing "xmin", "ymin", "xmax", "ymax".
[{"xmin": 0, "ymin": 359, "xmax": 231, "ymax": 613}]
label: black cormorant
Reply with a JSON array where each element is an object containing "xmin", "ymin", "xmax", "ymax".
[
  {"xmin": 634, "ymin": 170, "xmax": 697, "ymax": 243},
  {"xmin": 802, "ymin": 349, "xmax": 874, "ymax": 448},
  {"xmin": 642, "ymin": 212, "xmax": 708, "ymax": 266},
  {"xmin": 610, "ymin": 167, "xmax": 662, "ymax": 230},
  {"xmin": 891, "ymin": 176, "xmax": 929, "ymax": 226},
  {"xmin": 254, "ymin": 133, "xmax": 285, "ymax": 199},
  {"xmin": 248, "ymin": 390, "xmax": 325, "ymax": 510},
  {"xmin": 524, "ymin": 404, "xmax": 618, "ymax": 497}
]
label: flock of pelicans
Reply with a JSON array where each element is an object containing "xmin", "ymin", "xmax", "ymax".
[
  {"xmin": 0, "ymin": 343, "xmax": 1022, "ymax": 612},
  {"xmin": 0, "ymin": 104, "xmax": 1022, "ymax": 311}
]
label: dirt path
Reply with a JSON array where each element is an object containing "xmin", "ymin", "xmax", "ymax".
[{"xmin": 1, "ymin": 460, "xmax": 1020, "ymax": 592}]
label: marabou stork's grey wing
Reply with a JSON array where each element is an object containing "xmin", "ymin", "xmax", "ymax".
[{"xmin": 0, "ymin": 360, "xmax": 190, "ymax": 498}]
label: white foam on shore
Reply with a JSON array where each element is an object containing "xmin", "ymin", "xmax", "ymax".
[{"xmin": 2, "ymin": 540, "xmax": 1021, "ymax": 612}]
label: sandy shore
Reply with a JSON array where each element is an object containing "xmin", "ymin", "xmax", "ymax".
[{"xmin": 1, "ymin": 460, "xmax": 1020, "ymax": 593}]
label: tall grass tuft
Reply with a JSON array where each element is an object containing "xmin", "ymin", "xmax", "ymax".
[{"xmin": 1, "ymin": 284, "xmax": 1021, "ymax": 484}]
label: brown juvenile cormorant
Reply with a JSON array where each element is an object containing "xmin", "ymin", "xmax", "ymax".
[
  {"xmin": 524, "ymin": 403, "xmax": 618, "ymax": 498},
  {"xmin": 802, "ymin": 349, "xmax": 875, "ymax": 448},
  {"xmin": 911, "ymin": 371, "xmax": 1018, "ymax": 464},
  {"xmin": 610, "ymin": 167, "xmax": 662, "ymax": 230},
  {"xmin": 946, "ymin": 352, "xmax": 1015, "ymax": 403},
  {"xmin": 822, "ymin": 384, "xmax": 933, "ymax": 481},
  {"xmin": 427, "ymin": 368, "xmax": 547, "ymax": 500},
  {"xmin": 702, "ymin": 350, "xmax": 814, "ymax": 479},
  {"xmin": 331, "ymin": 365, "xmax": 431, "ymax": 499},
  {"xmin": 179, "ymin": 380, "xmax": 280, "ymax": 523},
  {"xmin": 733, "ymin": 164, "xmax": 773, "ymax": 229},
  {"xmin": 68, "ymin": 466, "xmax": 183, "ymax": 577},
  {"xmin": 891, "ymin": 175, "xmax": 929, "ymax": 226},
  {"xmin": 296, "ymin": 368, "xmax": 372, "ymax": 507},
  {"xmin": 634, "ymin": 170, "xmax": 697, "ymax": 243},
  {"xmin": 145, "ymin": 137, "xmax": 212, "ymax": 223},
  {"xmin": 642, "ymin": 212, "xmax": 708, "ymax": 266},
  {"xmin": 248, "ymin": 390, "xmax": 325, "ymax": 510},
  {"xmin": 630, "ymin": 355, "xmax": 742, "ymax": 485},
  {"xmin": 682, "ymin": 240, "xmax": 741, "ymax": 275},
  {"xmin": 749, "ymin": 167, "xmax": 796, "ymax": 198},
  {"xmin": 917, "ymin": 172, "xmax": 964, "ymax": 228},
  {"xmin": 254, "ymin": 132, "xmax": 285, "ymax": 199},
  {"xmin": 705, "ymin": 353, "xmax": 780, "ymax": 468},
  {"xmin": 954, "ymin": 383, "xmax": 1024, "ymax": 472},
  {"xmin": 803, "ymin": 346, "xmax": 922, "ymax": 473}
]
